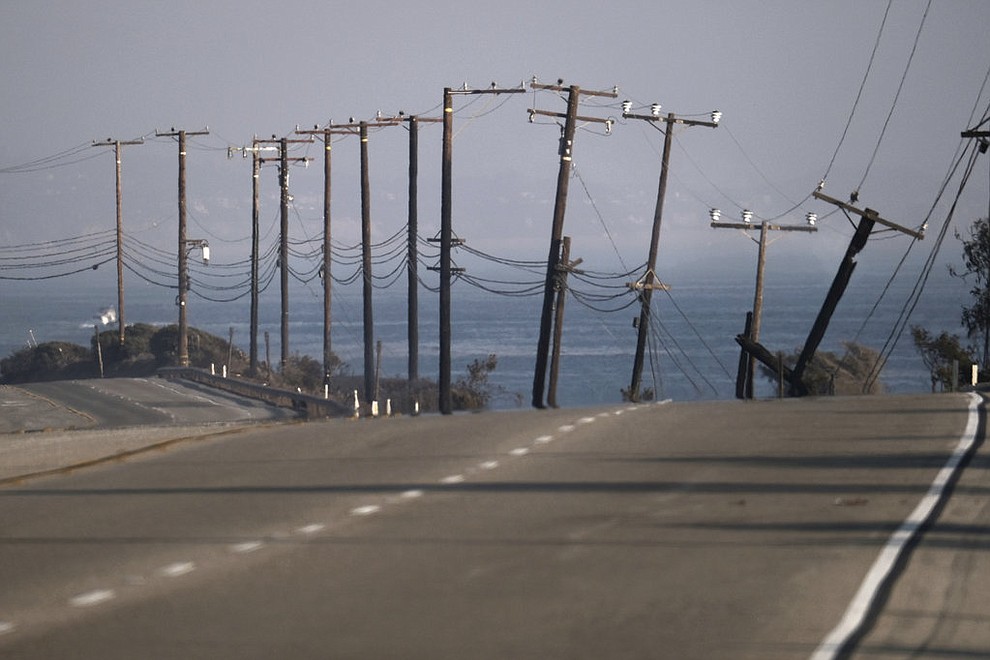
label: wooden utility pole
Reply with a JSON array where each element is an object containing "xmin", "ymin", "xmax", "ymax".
[
  {"xmin": 92, "ymin": 137, "xmax": 143, "ymax": 346},
  {"xmin": 294, "ymin": 126, "xmax": 338, "ymax": 381},
  {"xmin": 228, "ymin": 139, "xmax": 279, "ymax": 375},
  {"xmin": 156, "ymin": 128, "xmax": 209, "ymax": 367},
  {"xmin": 788, "ymin": 192, "xmax": 922, "ymax": 395},
  {"xmin": 529, "ymin": 79, "xmax": 617, "ymax": 409},
  {"xmin": 622, "ymin": 106, "xmax": 719, "ymax": 402},
  {"xmin": 710, "ymin": 211, "xmax": 816, "ymax": 398},
  {"xmin": 548, "ymin": 236, "xmax": 582, "ymax": 408},
  {"xmin": 245, "ymin": 136, "xmax": 311, "ymax": 370},
  {"xmin": 435, "ymin": 83, "xmax": 525, "ymax": 414}
]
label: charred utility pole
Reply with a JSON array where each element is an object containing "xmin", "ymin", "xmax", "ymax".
[
  {"xmin": 547, "ymin": 236, "xmax": 582, "ymax": 408},
  {"xmin": 529, "ymin": 78, "xmax": 617, "ymax": 409},
  {"xmin": 92, "ymin": 137, "xmax": 143, "ymax": 346},
  {"xmin": 435, "ymin": 83, "xmax": 525, "ymax": 415},
  {"xmin": 156, "ymin": 128, "xmax": 209, "ymax": 367},
  {"xmin": 622, "ymin": 104, "xmax": 720, "ymax": 402},
  {"xmin": 709, "ymin": 209, "xmax": 817, "ymax": 398}
]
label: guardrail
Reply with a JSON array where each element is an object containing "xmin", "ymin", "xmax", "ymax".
[{"xmin": 157, "ymin": 367, "xmax": 351, "ymax": 419}]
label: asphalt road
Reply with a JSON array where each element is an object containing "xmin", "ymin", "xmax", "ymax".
[
  {"xmin": 2, "ymin": 378, "xmax": 296, "ymax": 432},
  {"xmin": 0, "ymin": 393, "xmax": 986, "ymax": 659}
]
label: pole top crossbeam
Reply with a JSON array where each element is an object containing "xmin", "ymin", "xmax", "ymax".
[{"xmin": 812, "ymin": 191, "xmax": 924, "ymax": 240}]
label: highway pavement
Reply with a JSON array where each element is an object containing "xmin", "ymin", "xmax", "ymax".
[{"xmin": 0, "ymin": 392, "xmax": 986, "ymax": 658}]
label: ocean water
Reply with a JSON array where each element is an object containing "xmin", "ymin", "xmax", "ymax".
[{"xmin": 0, "ymin": 266, "xmax": 972, "ymax": 408}]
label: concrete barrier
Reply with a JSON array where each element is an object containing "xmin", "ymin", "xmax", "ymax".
[{"xmin": 157, "ymin": 367, "xmax": 351, "ymax": 419}]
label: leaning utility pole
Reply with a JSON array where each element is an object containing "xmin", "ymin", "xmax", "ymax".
[
  {"xmin": 737, "ymin": 190, "xmax": 923, "ymax": 396},
  {"xmin": 528, "ymin": 79, "xmax": 617, "ymax": 409},
  {"xmin": 622, "ymin": 105, "xmax": 719, "ymax": 402},
  {"xmin": 710, "ymin": 209, "xmax": 817, "ymax": 398},
  {"xmin": 547, "ymin": 236, "xmax": 582, "ymax": 408},
  {"xmin": 435, "ymin": 83, "xmax": 525, "ymax": 414},
  {"xmin": 156, "ymin": 128, "xmax": 209, "ymax": 367},
  {"xmin": 92, "ymin": 137, "xmax": 143, "ymax": 346}
]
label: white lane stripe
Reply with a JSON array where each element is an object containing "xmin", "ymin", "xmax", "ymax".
[
  {"xmin": 534, "ymin": 435, "xmax": 553, "ymax": 444},
  {"xmin": 577, "ymin": 416, "xmax": 596, "ymax": 424},
  {"xmin": 441, "ymin": 474, "xmax": 465, "ymax": 484},
  {"xmin": 70, "ymin": 589, "xmax": 116, "ymax": 607},
  {"xmin": 0, "ymin": 621, "xmax": 15, "ymax": 635},
  {"xmin": 558, "ymin": 424, "xmax": 575, "ymax": 433},
  {"xmin": 510, "ymin": 447, "xmax": 529, "ymax": 456},
  {"xmin": 296, "ymin": 523, "xmax": 325, "ymax": 535},
  {"xmin": 479, "ymin": 460, "xmax": 499, "ymax": 470},
  {"xmin": 400, "ymin": 489, "xmax": 424, "ymax": 499},
  {"xmin": 811, "ymin": 392, "xmax": 982, "ymax": 660},
  {"xmin": 159, "ymin": 562, "xmax": 195, "ymax": 578},
  {"xmin": 230, "ymin": 541, "xmax": 263, "ymax": 554},
  {"xmin": 351, "ymin": 505, "xmax": 381, "ymax": 516}
]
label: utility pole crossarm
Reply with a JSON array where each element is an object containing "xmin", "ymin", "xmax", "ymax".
[
  {"xmin": 528, "ymin": 108, "xmax": 615, "ymax": 125},
  {"xmin": 622, "ymin": 112, "xmax": 719, "ymax": 129},
  {"xmin": 530, "ymin": 81, "xmax": 618, "ymax": 98},
  {"xmin": 711, "ymin": 222, "xmax": 816, "ymax": 233},
  {"xmin": 812, "ymin": 191, "xmax": 924, "ymax": 240}
]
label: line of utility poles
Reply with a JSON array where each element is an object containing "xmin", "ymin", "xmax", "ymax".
[
  {"xmin": 91, "ymin": 137, "xmax": 143, "ymax": 346},
  {"xmin": 155, "ymin": 128, "xmax": 209, "ymax": 367},
  {"xmin": 528, "ymin": 78, "xmax": 617, "ymax": 409},
  {"xmin": 710, "ymin": 209, "xmax": 817, "ymax": 398},
  {"xmin": 621, "ymin": 104, "xmax": 720, "ymax": 402}
]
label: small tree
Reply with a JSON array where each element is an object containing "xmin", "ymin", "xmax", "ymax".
[
  {"xmin": 949, "ymin": 217, "xmax": 990, "ymax": 370},
  {"xmin": 910, "ymin": 325, "xmax": 975, "ymax": 392},
  {"xmin": 452, "ymin": 354, "xmax": 499, "ymax": 410}
]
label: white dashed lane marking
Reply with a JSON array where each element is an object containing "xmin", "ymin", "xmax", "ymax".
[
  {"xmin": 230, "ymin": 541, "xmax": 263, "ymax": 554},
  {"xmin": 296, "ymin": 524, "xmax": 325, "ymax": 535},
  {"xmin": 400, "ymin": 489, "xmax": 424, "ymax": 499},
  {"xmin": 351, "ymin": 505, "xmax": 381, "ymax": 516},
  {"xmin": 510, "ymin": 447, "xmax": 529, "ymax": 456},
  {"xmin": 534, "ymin": 435, "xmax": 553, "ymax": 444},
  {"xmin": 557, "ymin": 424, "xmax": 575, "ymax": 433},
  {"xmin": 479, "ymin": 460, "xmax": 499, "ymax": 470},
  {"xmin": 70, "ymin": 589, "xmax": 116, "ymax": 608},
  {"xmin": 441, "ymin": 474, "xmax": 465, "ymax": 484},
  {"xmin": 158, "ymin": 562, "xmax": 195, "ymax": 578},
  {"xmin": 0, "ymin": 621, "xmax": 15, "ymax": 635}
]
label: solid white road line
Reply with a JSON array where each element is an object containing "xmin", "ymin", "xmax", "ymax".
[{"xmin": 810, "ymin": 392, "xmax": 982, "ymax": 660}]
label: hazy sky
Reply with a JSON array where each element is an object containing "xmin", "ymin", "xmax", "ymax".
[{"xmin": 2, "ymin": 0, "xmax": 989, "ymax": 285}]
